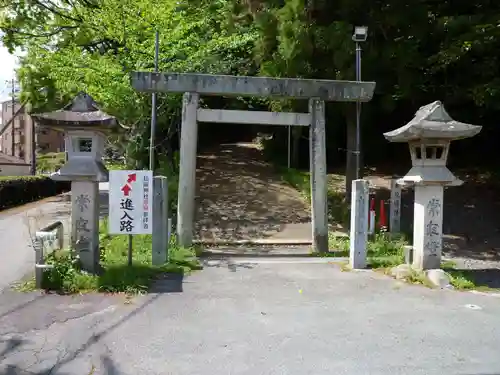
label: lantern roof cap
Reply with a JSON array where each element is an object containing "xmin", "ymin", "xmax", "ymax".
[
  {"xmin": 32, "ymin": 92, "xmax": 117, "ymax": 131},
  {"xmin": 383, "ymin": 101, "xmax": 482, "ymax": 142}
]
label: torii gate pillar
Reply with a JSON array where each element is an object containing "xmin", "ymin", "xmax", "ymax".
[{"xmin": 131, "ymin": 72, "xmax": 376, "ymax": 253}]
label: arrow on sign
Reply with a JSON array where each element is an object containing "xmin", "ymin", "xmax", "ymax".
[
  {"xmin": 127, "ymin": 173, "xmax": 137, "ymax": 183},
  {"xmin": 121, "ymin": 184, "xmax": 132, "ymax": 196}
]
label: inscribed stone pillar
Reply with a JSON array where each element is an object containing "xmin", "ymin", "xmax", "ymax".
[
  {"xmin": 152, "ymin": 176, "xmax": 168, "ymax": 265},
  {"xmin": 389, "ymin": 179, "xmax": 402, "ymax": 234},
  {"xmin": 349, "ymin": 179, "xmax": 369, "ymax": 269},
  {"xmin": 412, "ymin": 185, "xmax": 443, "ymax": 270},
  {"xmin": 71, "ymin": 181, "xmax": 100, "ymax": 273}
]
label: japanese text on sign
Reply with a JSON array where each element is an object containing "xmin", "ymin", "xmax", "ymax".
[{"xmin": 109, "ymin": 170, "xmax": 153, "ymax": 235}]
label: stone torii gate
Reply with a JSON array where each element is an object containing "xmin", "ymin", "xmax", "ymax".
[{"xmin": 131, "ymin": 72, "xmax": 376, "ymax": 253}]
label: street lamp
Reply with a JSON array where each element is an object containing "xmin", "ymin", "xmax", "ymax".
[{"xmin": 352, "ymin": 26, "xmax": 368, "ymax": 179}]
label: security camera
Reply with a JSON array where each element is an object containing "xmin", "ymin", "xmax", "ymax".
[{"xmin": 352, "ymin": 26, "xmax": 368, "ymax": 42}]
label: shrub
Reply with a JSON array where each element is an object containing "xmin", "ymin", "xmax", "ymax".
[
  {"xmin": 36, "ymin": 152, "xmax": 66, "ymax": 173},
  {"xmin": 0, "ymin": 176, "xmax": 70, "ymax": 210}
]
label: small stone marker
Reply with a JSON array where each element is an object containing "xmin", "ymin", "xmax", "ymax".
[
  {"xmin": 152, "ymin": 176, "xmax": 169, "ymax": 265},
  {"xmin": 389, "ymin": 178, "xmax": 402, "ymax": 234},
  {"xmin": 425, "ymin": 268, "xmax": 451, "ymax": 289},
  {"xmin": 349, "ymin": 179, "xmax": 369, "ymax": 269}
]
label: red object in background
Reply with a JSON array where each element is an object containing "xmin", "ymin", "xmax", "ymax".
[
  {"xmin": 379, "ymin": 199, "xmax": 387, "ymax": 228},
  {"xmin": 368, "ymin": 197, "xmax": 375, "ymax": 227}
]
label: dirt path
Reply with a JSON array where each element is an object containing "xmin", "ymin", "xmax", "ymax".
[{"xmin": 194, "ymin": 142, "xmax": 311, "ymax": 242}]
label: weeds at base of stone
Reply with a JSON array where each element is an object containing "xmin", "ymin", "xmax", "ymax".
[
  {"xmin": 325, "ymin": 233, "xmax": 494, "ymax": 291},
  {"xmin": 324, "ymin": 234, "xmax": 487, "ymax": 291},
  {"xmin": 379, "ymin": 266, "xmax": 436, "ymax": 289},
  {"xmin": 339, "ymin": 262, "xmax": 351, "ymax": 272},
  {"xmin": 383, "ymin": 263, "xmax": 492, "ymax": 291},
  {"xmin": 319, "ymin": 231, "xmax": 408, "ymax": 267},
  {"xmin": 447, "ymin": 272, "xmax": 476, "ymax": 290},
  {"xmin": 14, "ymin": 219, "xmax": 202, "ymax": 295},
  {"xmin": 279, "ymin": 167, "xmax": 496, "ymax": 292},
  {"xmin": 405, "ymin": 270, "xmax": 436, "ymax": 289},
  {"xmin": 440, "ymin": 261, "xmax": 498, "ymax": 291}
]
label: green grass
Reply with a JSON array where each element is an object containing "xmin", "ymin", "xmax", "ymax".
[
  {"xmin": 275, "ymin": 166, "xmax": 500, "ymax": 291},
  {"xmin": 105, "ymin": 161, "xmax": 129, "ymax": 170},
  {"xmin": 313, "ymin": 232, "xmax": 408, "ymax": 268},
  {"xmin": 280, "ymin": 167, "xmax": 311, "ymax": 197},
  {"xmin": 440, "ymin": 261, "xmax": 495, "ymax": 291},
  {"xmin": 17, "ymin": 219, "xmax": 202, "ymax": 294},
  {"xmin": 279, "ymin": 167, "xmax": 349, "ymax": 228},
  {"xmin": 446, "ymin": 270, "xmax": 476, "ymax": 290},
  {"xmin": 279, "ymin": 167, "xmax": 407, "ymax": 265}
]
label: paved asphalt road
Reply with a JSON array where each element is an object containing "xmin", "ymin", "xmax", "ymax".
[
  {"xmin": 0, "ymin": 186, "xmax": 109, "ymax": 293},
  {"xmin": 0, "ymin": 195, "xmax": 72, "ymax": 292},
  {"xmin": 1, "ymin": 258, "xmax": 500, "ymax": 375}
]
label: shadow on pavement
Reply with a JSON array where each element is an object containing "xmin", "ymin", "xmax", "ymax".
[
  {"xmin": 100, "ymin": 354, "xmax": 120, "ymax": 375},
  {"xmin": 0, "ymin": 351, "xmax": 121, "ymax": 374},
  {"xmin": 0, "ymin": 294, "xmax": 161, "ymax": 374},
  {"xmin": 0, "ymin": 294, "xmax": 47, "ymax": 321},
  {"xmin": 0, "ymin": 337, "xmax": 28, "ymax": 361},
  {"xmin": 201, "ymin": 258, "xmax": 257, "ymax": 272},
  {"xmin": 149, "ymin": 272, "xmax": 184, "ymax": 293}
]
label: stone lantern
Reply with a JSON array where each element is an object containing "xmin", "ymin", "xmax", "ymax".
[
  {"xmin": 383, "ymin": 101, "xmax": 481, "ymax": 269},
  {"xmin": 32, "ymin": 92, "xmax": 118, "ymax": 273}
]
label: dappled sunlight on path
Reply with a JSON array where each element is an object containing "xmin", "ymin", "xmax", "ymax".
[{"xmin": 194, "ymin": 142, "xmax": 311, "ymax": 241}]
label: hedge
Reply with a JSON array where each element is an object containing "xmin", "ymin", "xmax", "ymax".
[{"xmin": 0, "ymin": 176, "xmax": 70, "ymax": 211}]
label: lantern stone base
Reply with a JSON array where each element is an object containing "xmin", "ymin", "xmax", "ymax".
[
  {"xmin": 71, "ymin": 181, "xmax": 100, "ymax": 274},
  {"xmin": 412, "ymin": 185, "xmax": 444, "ymax": 270}
]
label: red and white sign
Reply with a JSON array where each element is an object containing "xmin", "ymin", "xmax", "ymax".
[{"xmin": 109, "ymin": 170, "xmax": 153, "ymax": 235}]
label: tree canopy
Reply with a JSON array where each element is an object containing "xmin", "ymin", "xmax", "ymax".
[{"xmin": 1, "ymin": 0, "xmax": 499, "ymax": 174}]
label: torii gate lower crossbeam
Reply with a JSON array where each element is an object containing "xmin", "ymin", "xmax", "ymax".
[{"xmin": 131, "ymin": 72, "xmax": 376, "ymax": 253}]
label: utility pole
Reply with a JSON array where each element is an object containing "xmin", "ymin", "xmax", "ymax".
[
  {"xmin": 352, "ymin": 26, "xmax": 368, "ymax": 180},
  {"xmin": 149, "ymin": 30, "xmax": 160, "ymax": 172}
]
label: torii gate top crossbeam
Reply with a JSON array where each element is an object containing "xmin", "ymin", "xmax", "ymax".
[{"xmin": 131, "ymin": 72, "xmax": 376, "ymax": 102}]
